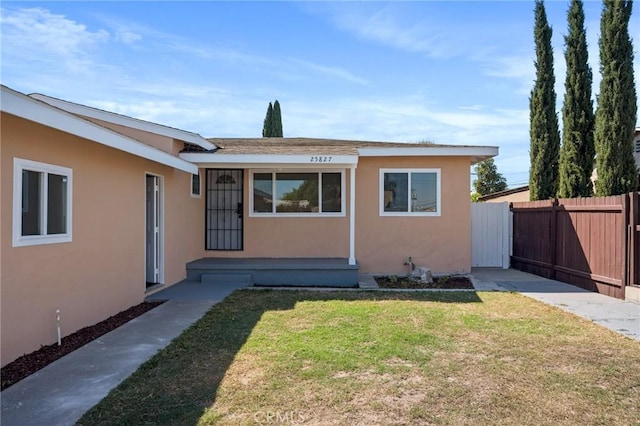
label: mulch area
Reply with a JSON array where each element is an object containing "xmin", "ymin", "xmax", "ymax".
[
  {"xmin": 375, "ymin": 275, "xmax": 474, "ymax": 289},
  {"xmin": 1, "ymin": 300, "xmax": 165, "ymax": 391}
]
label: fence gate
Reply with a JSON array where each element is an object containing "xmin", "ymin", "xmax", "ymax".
[
  {"xmin": 510, "ymin": 195, "xmax": 631, "ymax": 300},
  {"xmin": 471, "ymin": 202, "xmax": 511, "ymax": 268}
]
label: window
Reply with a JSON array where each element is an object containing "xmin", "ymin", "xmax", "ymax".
[
  {"xmin": 251, "ymin": 170, "xmax": 344, "ymax": 216},
  {"xmin": 13, "ymin": 158, "xmax": 72, "ymax": 246},
  {"xmin": 191, "ymin": 172, "xmax": 201, "ymax": 197},
  {"xmin": 380, "ymin": 169, "xmax": 440, "ymax": 216}
]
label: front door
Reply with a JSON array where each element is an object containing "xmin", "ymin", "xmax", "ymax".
[
  {"xmin": 206, "ymin": 169, "xmax": 244, "ymax": 250},
  {"xmin": 146, "ymin": 174, "xmax": 161, "ymax": 285}
]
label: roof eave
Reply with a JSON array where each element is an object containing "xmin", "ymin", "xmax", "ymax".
[
  {"xmin": 2, "ymin": 86, "xmax": 198, "ymax": 174},
  {"xmin": 179, "ymin": 153, "xmax": 359, "ymax": 168},
  {"xmin": 357, "ymin": 146, "xmax": 498, "ymax": 161},
  {"xmin": 29, "ymin": 93, "xmax": 215, "ymax": 151}
]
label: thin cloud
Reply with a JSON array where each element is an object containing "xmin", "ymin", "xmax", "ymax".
[
  {"xmin": 0, "ymin": 7, "xmax": 109, "ymax": 72},
  {"xmin": 458, "ymin": 105, "xmax": 486, "ymax": 112},
  {"xmin": 288, "ymin": 58, "xmax": 368, "ymax": 85},
  {"xmin": 94, "ymin": 13, "xmax": 217, "ymax": 59},
  {"xmin": 323, "ymin": 6, "xmax": 469, "ymax": 59},
  {"xmin": 483, "ymin": 54, "xmax": 534, "ymax": 95},
  {"xmin": 95, "ymin": 11, "xmax": 367, "ymax": 87}
]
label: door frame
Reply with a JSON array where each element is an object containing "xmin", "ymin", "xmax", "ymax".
[
  {"xmin": 145, "ymin": 172, "xmax": 165, "ymax": 285},
  {"xmin": 205, "ymin": 168, "xmax": 244, "ymax": 250}
]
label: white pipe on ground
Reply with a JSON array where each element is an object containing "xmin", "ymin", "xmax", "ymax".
[{"xmin": 56, "ymin": 309, "xmax": 61, "ymax": 346}]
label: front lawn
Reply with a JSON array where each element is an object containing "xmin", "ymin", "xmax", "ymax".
[{"xmin": 79, "ymin": 290, "xmax": 640, "ymax": 425}]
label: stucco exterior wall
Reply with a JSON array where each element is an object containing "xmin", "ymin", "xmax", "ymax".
[
  {"xmin": 355, "ymin": 156, "xmax": 472, "ymax": 275},
  {"xmin": 1, "ymin": 113, "xmax": 203, "ymax": 366},
  {"xmin": 202, "ymin": 169, "xmax": 350, "ymax": 258},
  {"xmin": 202, "ymin": 159, "xmax": 472, "ymax": 275}
]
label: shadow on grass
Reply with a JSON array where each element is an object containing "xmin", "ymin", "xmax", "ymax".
[{"xmin": 78, "ymin": 289, "xmax": 482, "ymax": 425}]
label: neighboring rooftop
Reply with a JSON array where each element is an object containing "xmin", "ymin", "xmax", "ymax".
[{"xmin": 478, "ymin": 185, "xmax": 529, "ymax": 202}]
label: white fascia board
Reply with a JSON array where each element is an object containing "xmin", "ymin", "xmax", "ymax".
[
  {"xmin": 180, "ymin": 153, "xmax": 359, "ymax": 167},
  {"xmin": 357, "ymin": 146, "xmax": 499, "ymax": 157},
  {"xmin": 2, "ymin": 87, "xmax": 198, "ymax": 174},
  {"xmin": 29, "ymin": 93, "xmax": 215, "ymax": 151}
]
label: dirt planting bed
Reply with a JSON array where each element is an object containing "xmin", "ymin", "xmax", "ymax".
[{"xmin": 1, "ymin": 300, "xmax": 165, "ymax": 390}]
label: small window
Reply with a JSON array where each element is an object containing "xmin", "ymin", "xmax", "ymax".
[
  {"xmin": 191, "ymin": 173, "xmax": 201, "ymax": 197},
  {"xmin": 250, "ymin": 170, "xmax": 344, "ymax": 216},
  {"xmin": 13, "ymin": 158, "xmax": 72, "ymax": 246},
  {"xmin": 380, "ymin": 169, "xmax": 440, "ymax": 216}
]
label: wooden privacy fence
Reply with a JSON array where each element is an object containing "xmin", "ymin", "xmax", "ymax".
[{"xmin": 511, "ymin": 192, "xmax": 640, "ymax": 300}]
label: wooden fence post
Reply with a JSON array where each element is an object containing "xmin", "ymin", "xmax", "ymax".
[
  {"xmin": 549, "ymin": 199, "xmax": 558, "ymax": 280},
  {"xmin": 622, "ymin": 194, "xmax": 629, "ymax": 295},
  {"xmin": 628, "ymin": 192, "xmax": 638, "ymax": 288}
]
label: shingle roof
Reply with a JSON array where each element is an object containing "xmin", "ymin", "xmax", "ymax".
[{"xmin": 202, "ymin": 137, "xmax": 482, "ymax": 155}]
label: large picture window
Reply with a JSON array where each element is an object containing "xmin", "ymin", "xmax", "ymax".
[
  {"xmin": 380, "ymin": 169, "xmax": 440, "ymax": 216},
  {"xmin": 13, "ymin": 158, "xmax": 73, "ymax": 246},
  {"xmin": 251, "ymin": 170, "xmax": 344, "ymax": 216}
]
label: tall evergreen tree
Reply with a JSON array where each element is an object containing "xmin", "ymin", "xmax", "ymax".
[
  {"xmin": 529, "ymin": 0, "xmax": 561, "ymax": 200},
  {"xmin": 594, "ymin": 0, "xmax": 637, "ymax": 195},
  {"xmin": 473, "ymin": 158, "xmax": 508, "ymax": 196},
  {"xmin": 262, "ymin": 102, "xmax": 273, "ymax": 137},
  {"xmin": 558, "ymin": 0, "xmax": 595, "ymax": 198},
  {"xmin": 271, "ymin": 100, "xmax": 283, "ymax": 137}
]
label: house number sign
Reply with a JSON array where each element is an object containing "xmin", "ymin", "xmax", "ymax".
[{"xmin": 310, "ymin": 156, "xmax": 332, "ymax": 163}]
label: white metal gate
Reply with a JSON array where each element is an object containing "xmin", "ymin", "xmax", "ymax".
[{"xmin": 471, "ymin": 202, "xmax": 511, "ymax": 268}]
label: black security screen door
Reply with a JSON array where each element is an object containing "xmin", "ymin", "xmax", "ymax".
[{"xmin": 206, "ymin": 169, "xmax": 244, "ymax": 250}]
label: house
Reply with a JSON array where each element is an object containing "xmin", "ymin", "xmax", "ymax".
[
  {"xmin": 478, "ymin": 185, "xmax": 530, "ymax": 203},
  {"xmin": 1, "ymin": 85, "xmax": 498, "ymax": 366},
  {"xmin": 1, "ymin": 86, "xmax": 212, "ymax": 366}
]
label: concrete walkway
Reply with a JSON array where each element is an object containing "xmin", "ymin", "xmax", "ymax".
[
  {"xmin": 471, "ymin": 268, "xmax": 640, "ymax": 341},
  {"xmin": 0, "ymin": 281, "xmax": 246, "ymax": 426},
  {"xmin": 2, "ymin": 271, "xmax": 638, "ymax": 425}
]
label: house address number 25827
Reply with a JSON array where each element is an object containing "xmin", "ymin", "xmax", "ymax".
[{"xmin": 309, "ymin": 156, "xmax": 332, "ymax": 163}]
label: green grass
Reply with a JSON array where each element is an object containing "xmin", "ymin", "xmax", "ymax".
[{"xmin": 78, "ymin": 290, "xmax": 640, "ymax": 425}]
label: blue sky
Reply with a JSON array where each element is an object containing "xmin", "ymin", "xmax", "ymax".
[{"xmin": 1, "ymin": 1, "xmax": 639, "ymax": 188}]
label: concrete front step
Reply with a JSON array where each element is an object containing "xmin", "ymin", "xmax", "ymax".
[
  {"xmin": 187, "ymin": 257, "xmax": 359, "ymax": 287},
  {"xmin": 201, "ymin": 273, "xmax": 254, "ymax": 286}
]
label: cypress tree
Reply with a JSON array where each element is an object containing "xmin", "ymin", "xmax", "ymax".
[
  {"xmin": 594, "ymin": 0, "xmax": 637, "ymax": 195},
  {"xmin": 529, "ymin": 0, "xmax": 561, "ymax": 201},
  {"xmin": 272, "ymin": 100, "xmax": 283, "ymax": 137},
  {"xmin": 262, "ymin": 102, "xmax": 273, "ymax": 137},
  {"xmin": 558, "ymin": 0, "xmax": 595, "ymax": 198}
]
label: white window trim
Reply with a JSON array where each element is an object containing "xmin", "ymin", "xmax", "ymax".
[
  {"xmin": 13, "ymin": 158, "xmax": 73, "ymax": 247},
  {"xmin": 249, "ymin": 169, "xmax": 346, "ymax": 217},
  {"xmin": 190, "ymin": 171, "xmax": 202, "ymax": 198},
  {"xmin": 379, "ymin": 168, "xmax": 441, "ymax": 217}
]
